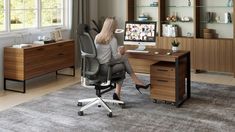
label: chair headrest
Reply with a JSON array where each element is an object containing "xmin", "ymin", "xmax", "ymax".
[{"xmin": 77, "ymin": 24, "xmax": 90, "ymax": 35}]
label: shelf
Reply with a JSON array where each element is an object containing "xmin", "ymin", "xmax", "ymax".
[
  {"xmin": 200, "ymin": 21, "xmax": 233, "ymax": 24},
  {"xmin": 196, "ymin": 37, "xmax": 233, "ymax": 40},
  {"xmin": 168, "ymin": 6, "xmax": 193, "ymax": 8},
  {"xmin": 135, "ymin": 20, "xmax": 158, "ymax": 22},
  {"xmin": 161, "ymin": 21, "xmax": 193, "ymax": 23},
  {"xmin": 134, "ymin": 5, "xmax": 158, "ymax": 8},
  {"xmin": 160, "ymin": 36, "xmax": 194, "ymax": 39},
  {"xmin": 196, "ymin": 6, "xmax": 233, "ymax": 8}
]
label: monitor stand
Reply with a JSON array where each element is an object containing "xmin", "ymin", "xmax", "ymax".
[{"xmin": 135, "ymin": 42, "xmax": 146, "ymax": 51}]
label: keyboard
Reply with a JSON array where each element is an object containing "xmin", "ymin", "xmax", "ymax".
[{"xmin": 126, "ymin": 50, "xmax": 149, "ymax": 53}]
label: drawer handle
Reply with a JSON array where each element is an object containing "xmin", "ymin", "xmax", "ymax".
[
  {"xmin": 37, "ymin": 48, "xmax": 44, "ymax": 51},
  {"xmin": 157, "ymin": 80, "xmax": 168, "ymax": 82},
  {"xmin": 157, "ymin": 69, "xmax": 168, "ymax": 72},
  {"xmin": 57, "ymin": 44, "xmax": 63, "ymax": 47},
  {"xmin": 58, "ymin": 53, "xmax": 64, "ymax": 56}
]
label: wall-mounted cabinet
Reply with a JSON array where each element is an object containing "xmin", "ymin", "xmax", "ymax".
[{"xmin": 126, "ymin": 0, "xmax": 235, "ymax": 76}]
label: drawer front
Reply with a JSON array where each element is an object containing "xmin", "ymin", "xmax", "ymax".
[
  {"xmin": 24, "ymin": 42, "xmax": 74, "ymax": 79},
  {"xmin": 49, "ymin": 43, "xmax": 74, "ymax": 66},
  {"xmin": 151, "ymin": 77, "xmax": 175, "ymax": 87},
  {"xmin": 151, "ymin": 66, "xmax": 175, "ymax": 79},
  {"xmin": 150, "ymin": 85, "xmax": 175, "ymax": 102}
]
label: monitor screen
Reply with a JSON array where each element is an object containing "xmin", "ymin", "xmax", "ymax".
[{"xmin": 124, "ymin": 21, "xmax": 156, "ymax": 45}]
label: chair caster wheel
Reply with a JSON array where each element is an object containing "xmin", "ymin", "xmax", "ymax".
[
  {"xmin": 107, "ymin": 112, "xmax": 112, "ymax": 118},
  {"xmin": 77, "ymin": 102, "xmax": 82, "ymax": 106},
  {"xmin": 78, "ymin": 111, "xmax": 84, "ymax": 116}
]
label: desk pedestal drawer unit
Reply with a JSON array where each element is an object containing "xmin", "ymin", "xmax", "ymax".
[
  {"xmin": 151, "ymin": 61, "xmax": 186, "ymax": 102},
  {"xmin": 4, "ymin": 40, "xmax": 75, "ymax": 93}
]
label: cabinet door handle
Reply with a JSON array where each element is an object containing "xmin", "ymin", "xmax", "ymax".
[{"xmin": 157, "ymin": 80, "xmax": 168, "ymax": 82}]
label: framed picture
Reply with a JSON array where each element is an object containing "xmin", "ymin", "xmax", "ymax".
[{"xmin": 50, "ymin": 30, "xmax": 63, "ymax": 41}]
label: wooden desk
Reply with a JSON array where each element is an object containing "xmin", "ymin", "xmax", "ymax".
[
  {"xmin": 4, "ymin": 40, "xmax": 75, "ymax": 93},
  {"xmin": 126, "ymin": 48, "xmax": 191, "ymax": 107}
]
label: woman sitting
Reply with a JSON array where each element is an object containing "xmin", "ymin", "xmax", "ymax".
[{"xmin": 95, "ymin": 17, "xmax": 150, "ymax": 100}]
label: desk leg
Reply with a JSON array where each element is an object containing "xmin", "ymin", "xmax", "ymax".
[
  {"xmin": 187, "ymin": 53, "xmax": 191, "ymax": 99},
  {"xmin": 175, "ymin": 58, "xmax": 180, "ymax": 107}
]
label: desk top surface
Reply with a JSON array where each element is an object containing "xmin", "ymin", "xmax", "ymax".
[{"xmin": 125, "ymin": 47, "xmax": 190, "ymax": 62}]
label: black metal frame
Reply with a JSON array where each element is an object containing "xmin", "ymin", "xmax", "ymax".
[
  {"xmin": 4, "ymin": 78, "xmax": 26, "ymax": 93},
  {"xmin": 4, "ymin": 66, "xmax": 76, "ymax": 93},
  {"xmin": 175, "ymin": 52, "xmax": 191, "ymax": 107}
]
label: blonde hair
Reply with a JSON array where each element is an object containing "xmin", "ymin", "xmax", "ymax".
[{"xmin": 96, "ymin": 17, "xmax": 117, "ymax": 44}]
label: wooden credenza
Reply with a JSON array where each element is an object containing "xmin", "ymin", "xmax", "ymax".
[{"xmin": 4, "ymin": 40, "xmax": 75, "ymax": 93}]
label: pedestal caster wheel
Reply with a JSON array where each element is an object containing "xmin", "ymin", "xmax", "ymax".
[
  {"xmin": 77, "ymin": 102, "xmax": 82, "ymax": 106},
  {"xmin": 107, "ymin": 112, "xmax": 112, "ymax": 118},
  {"xmin": 153, "ymin": 99, "xmax": 157, "ymax": 103},
  {"xmin": 78, "ymin": 111, "xmax": 84, "ymax": 116}
]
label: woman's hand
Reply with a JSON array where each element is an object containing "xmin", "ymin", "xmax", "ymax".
[{"xmin": 118, "ymin": 46, "xmax": 126, "ymax": 55}]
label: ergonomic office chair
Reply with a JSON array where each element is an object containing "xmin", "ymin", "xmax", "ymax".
[
  {"xmin": 77, "ymin": 24, "xmax": 125, "ymax": 117},
  {"xmin": 91, "ymin": 19, "xmax": 101, "ymax": 33}
]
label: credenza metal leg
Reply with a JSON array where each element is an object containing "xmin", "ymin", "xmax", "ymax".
[
  {"xmin": 4, "ymin": 78, "xmax": 6, "ymax": 91},
  {"xmin": 3, "ymin": 78, "xmax": 26, "ymax": 93}
]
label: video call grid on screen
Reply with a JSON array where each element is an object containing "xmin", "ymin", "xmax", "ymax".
[{"xmin": 124, "ymin": 21, "xmax": 156, "ymax": 42}]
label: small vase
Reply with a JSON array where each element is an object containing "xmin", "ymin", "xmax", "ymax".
[{"xmin": 172, "ymin": 46, "xmax": 179, "ymax": 52}]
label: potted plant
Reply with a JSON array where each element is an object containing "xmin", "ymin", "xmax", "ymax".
[{"xmin": 171, "ymin": 40, "xmax": 180, "ymax": 52}]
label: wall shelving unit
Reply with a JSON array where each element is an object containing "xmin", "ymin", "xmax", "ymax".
[{"xmin": 126, "ymin": 0, "xmax": 235, "ymax": 76}]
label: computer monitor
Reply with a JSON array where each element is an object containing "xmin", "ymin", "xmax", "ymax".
[{"xmin": 124, "ymin": 21, "xmax": 157, "ymax": 48}]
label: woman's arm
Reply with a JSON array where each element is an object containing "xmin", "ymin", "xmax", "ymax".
[{"xmin": 110, "ymin": 37, "xmax": 123, "ymax": 60}]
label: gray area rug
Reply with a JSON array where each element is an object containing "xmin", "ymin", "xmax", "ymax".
[{"xmin": 0, "ymin": 75, "xmax": 234, "ymax": 132}]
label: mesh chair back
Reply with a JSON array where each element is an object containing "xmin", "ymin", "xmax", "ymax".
[{"xmin": 78, "ymin": 24, "xmax": 99, "ymax": 77}]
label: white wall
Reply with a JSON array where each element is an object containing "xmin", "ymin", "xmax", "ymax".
[{"xmin": 98, "ymin": 0, "xmax": 127, "ymax": 45}]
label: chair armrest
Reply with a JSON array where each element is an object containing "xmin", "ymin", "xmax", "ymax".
[{"xmin": 81, "ymin": 52, "xmax": 96, "ymax": 58}]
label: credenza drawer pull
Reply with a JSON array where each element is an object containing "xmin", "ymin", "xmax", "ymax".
[
  {"xmin": 157, "ymin": 80, "xmax": 168, "ymax": 82},
  {"xmin": 157, "ymin": 69, "xmax": 168, "ymax": 72},
  {"xmin": 57, "ymin": 44, "xmax": 63, "ymax": 47},
  {"xmin": 37, "ymin": 48, "xmax": 44, "ymax": 51},
  {"xmin": 58, "ymin": 53, "xmax": 64, "ymax": 56}
]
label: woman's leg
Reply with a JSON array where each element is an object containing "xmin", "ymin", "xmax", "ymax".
[
  {"xmin": 115, "ymin": 83, "xmax": 122, "ymax": 98},
  {"xmin": 121, "ymin": 55, "xmax": 145, "ymax": 85}
]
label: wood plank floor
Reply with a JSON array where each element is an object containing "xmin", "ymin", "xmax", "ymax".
[{"xmin": 1, "ymin": 69, "xmax": 235, "ymax": 111}]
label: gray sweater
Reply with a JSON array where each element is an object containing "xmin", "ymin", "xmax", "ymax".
[{"xmin": 95, "ymin": 37, "xmax": 121, "ymax": 64}]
